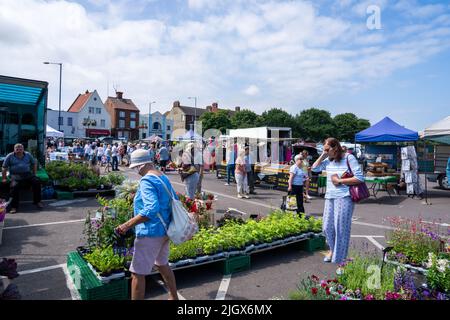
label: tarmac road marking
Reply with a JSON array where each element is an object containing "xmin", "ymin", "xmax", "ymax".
[
  {"xmin": 3, "ymin": 219, "xmax": 85, "ymax": 230},
  {"xmin": 215, "ymin": 274, "xmax": 232, "ymax": 300},
  {"xmin": 351, "ymin": 235, "xmax": 385, "ymax": 238},
  {"xmin": 61, "ymin": 264, "xmax": 80, "ymax": 300},
  {"xmin": 421, "ymin": 220, "xmax": 449, "ymax": 227},
  {"xmin": 16, "ymin": 263, "xmax": 66, "ymax": 276},
  {"xmin": 351, "ymin": 221, "xmax": 394, "ymax": 231},
  {"xmin": 155, "ymin": 279, "xmax": 187, "ymax": 300},
  {"xmin": 365, "ymin": 236, "xmax": 385, "ymax": 251},
  {"xmin": 49, "ymin": 198, "xmax": 89, "ymax": 207}
]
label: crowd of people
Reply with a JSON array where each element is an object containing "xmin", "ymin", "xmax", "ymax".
[{"xmin": 45, "ymin": 138, "xmax": 175, "ymax": 175}]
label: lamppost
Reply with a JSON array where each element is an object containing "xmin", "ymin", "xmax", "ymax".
[
  {"xmin": 188, "ymin": 96, "xmax": 197, "ymax": 132},
  {"xmin": 43, "ymin": 61, "xmax": 63, "ymax": 131},
  {"xmin": 148, "ymin": 101, "xmax": 156, "ymax": 138}
]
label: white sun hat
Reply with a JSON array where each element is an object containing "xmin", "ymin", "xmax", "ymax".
[{"xmin": 129, "ymin": 149, "xmax": 154, "ymax": 169}]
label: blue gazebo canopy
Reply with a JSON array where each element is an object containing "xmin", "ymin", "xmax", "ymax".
[{"xmin": 355, "ymin": 117, "xmax": 418, "ymax": 142}]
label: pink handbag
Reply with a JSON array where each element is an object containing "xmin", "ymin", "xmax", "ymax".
[{"xmin": 342, "ymin": 157, "xmax": 370, "ymax": 203}]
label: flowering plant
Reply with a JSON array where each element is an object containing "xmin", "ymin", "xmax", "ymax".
[
  {"xmin": 426, "ymin": 252, "xmax": 450, "ymax": 293},
  {"xmin": 385, "ymin": 217, "xmax": 446, "ymax": 266},
  {"xmin": 290, "ymin": 275, "xmax": 339, "ymax": 300}
]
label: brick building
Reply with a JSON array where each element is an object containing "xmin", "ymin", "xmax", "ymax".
[{"xmin": 104, "ymin": 91, "xmax": 140, "ymax": 140}]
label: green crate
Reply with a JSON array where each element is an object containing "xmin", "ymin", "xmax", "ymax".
[
  {"xmin": 222, "ymin": 255, "xmax": 251, "ymax": 275},
  {"xmin": 56, "ymin": 191, "xmax": 74, "ymax": 200},
  {"xmin": 300, "ymin": 235, "xmax": 327, "ymax": 252},
  {"xmin": 66, "ymin": 251, "xmax": 129, "ymax": 300}
]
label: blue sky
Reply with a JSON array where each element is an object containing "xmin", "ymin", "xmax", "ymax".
[{"xmin": 1, "ymin": 0, "xmax": 449, "ymax": 131}]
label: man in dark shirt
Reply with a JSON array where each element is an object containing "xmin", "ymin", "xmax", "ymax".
[{"xmin": 2, "ymin": 144, "xmax": 44, "ymax": 213}]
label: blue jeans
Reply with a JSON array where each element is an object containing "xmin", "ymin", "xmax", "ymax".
[
  {"xmin": 112, "ymin": 156, "xmax": 119, "ymax": 170},
  {"xmin": 226, "ymin": 164, "xmax": 235, "ymax": 184}
]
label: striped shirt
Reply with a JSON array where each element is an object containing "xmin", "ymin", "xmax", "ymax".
[{"xmin": 312, "ymin": 154, "xmax": 364, "ymax": 199}]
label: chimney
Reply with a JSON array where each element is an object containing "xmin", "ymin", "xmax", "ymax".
[
  {"xmin": 116, "ymin": 91, "xmax": 123, "ymax": 99},
  {"xmin": 206, "ymin": 105, "xmax": 212, "ymax": 112},
  {"xmin": 235, "ymin": 106, "xmax": 241, "ymax": 112},
  {"xmin": 173, "ymin": 101, "xmax": 180, "ymax": 108},
  {"xmin": 212, "ymin": 102, "xmax": 218, "ymax": 112},
  {"xmin": 85, "ymin": 90, "xmax": 89, "ymax": 94}
]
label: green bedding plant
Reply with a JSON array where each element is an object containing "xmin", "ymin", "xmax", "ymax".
[
  {"xmin": 337, "ymin": 254, "xmax": 396, "ymax": 300},
  {"xmin": 47, "ymin": 161, "xmax": 125, "ymax": 191},
  {"xmin": 167, "ymin": 211, "xmax": 323, "ymax": 262},
  {"xmin": 84, "ymin": 246, "xmax": 125, "ymax": 276},
  {"xmin": 83, "ymin": 195, "xmax": 324, "ymax": 264}
]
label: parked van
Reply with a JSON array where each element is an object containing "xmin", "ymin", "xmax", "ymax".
[{"xmin": 426, "ymin": 145, "xmax": 450, "ymax": 189}]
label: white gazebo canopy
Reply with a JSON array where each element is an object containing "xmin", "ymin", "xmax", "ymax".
[
  {"xmin": 421, "ymin": 115, "xmax": 450, "ymax": 144},
  {"xmin": 46, "ymin": 125, "xmax": 64, "ymax": 138}
]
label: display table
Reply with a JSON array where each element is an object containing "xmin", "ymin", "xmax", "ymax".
[{"xmin": 365, "ymin": 175, "xmax": 399, "ymax": 198}]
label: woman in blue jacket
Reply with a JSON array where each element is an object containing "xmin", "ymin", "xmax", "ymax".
[{"xmin": 117, "ymin": 149, "xmax": 178, "ymax": 300}]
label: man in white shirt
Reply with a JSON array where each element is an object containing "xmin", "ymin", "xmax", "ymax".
[
  {"xmin": 111, "ymin": 143, "xmax": 119, "ymax": 171},
  {"xmin": 97, "ymin": 144, "xmax": 105, "ymax": 165},
  {"xmin": 84, "ymin": 143, "xmax": 91, "ymax": 161}
]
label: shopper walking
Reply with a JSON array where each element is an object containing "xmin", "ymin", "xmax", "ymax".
[
  {"xmin": 301, "ymin": 150, "xmax": 312, "ymax": 201},
  {"xmin": 312, "ymin": 138, "xmax": 364, "ymax": 264},
  {"xmin": 179, "ymin": 144, "xmax": 199, "ymax": 199},
  {"xmin": 287, "ymin": 154, "xmax": 306, "ymax": 216},
  {"xmin": 111, "ymin": 143, "xmax": 119, "ymax": 171},
  {"xmin": 244, "ymin": 146, "xmax": 256, "ymax": 194},
  {"xmin": 225, "ymin": 142, "xmax": 235, "ymax": 186},
  {"xmin": 117, "ymin": 149, "xmax": 178, "ymax": 300},
  {"xmin": 235, "ymin": 148, "xmax": 249, "ymax": 199},
  {"xmin": 158, "ymin": 144, "xmax": 170, "ymax": 174}
]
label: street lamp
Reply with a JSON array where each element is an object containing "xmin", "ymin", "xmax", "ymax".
[
  {"xmin": 43, "ymin": 61, "xmax": 63, "ymax": 131},
  {"xmin": 188, "ymin": 96, "xmax": 197, "ymax": 131},
  {"xmin": 149, "ymin": 101, "xmax": 156, "ymax": 137}
]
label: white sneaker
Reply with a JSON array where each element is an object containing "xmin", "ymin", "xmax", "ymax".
[
  {"xmin": 306, "ymin": 194, "xmax": 312, "ymax": 199},
  {"xmin": 225, "ymin": 183, "xmax": 230, "ymax": 186},
  {"xmin": 244, "ymin": 194, "xmax": 250, "ymax": 199},
  {"xmin": 237, "ymin": 194, "xmax": 243, "ymax": 199}
]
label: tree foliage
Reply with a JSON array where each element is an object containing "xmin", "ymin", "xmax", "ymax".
[
  {"xmin": 199, "ymin": 110, "xmax": 233, "ymax": 134},
  {"xmin": 231, "ymin": 109, "xmax": 260, "ymax": 129},
  {"xmin": 295, "ymin": 108, "xmax": 335, "ymax": 142},
  {"xmin": 198, "ymin": 106, "xmax": 370, "ymax": 142}
]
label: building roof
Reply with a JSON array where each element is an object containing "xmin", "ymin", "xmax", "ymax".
[
  {"xmin": 68, "ymin": 91, "xmax": 92, "ymax": 112},
  {"xmin": 105, "ymin": 97, "xmax": 140, "ymax": 112},
  {"xmin": 176, "ymin": 105, "xmax": 207, "ymax": 116},
  {"xmin": 175, "ymin": 105, "xmax": 237, "ymax": 116}
]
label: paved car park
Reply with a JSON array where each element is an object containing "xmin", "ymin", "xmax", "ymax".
[{"xmin": 1, "ymin": 169, "xmax": 449, "ymax": 300}]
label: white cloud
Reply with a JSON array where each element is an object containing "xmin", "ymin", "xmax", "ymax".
[
  {"xmin": 244, "ymin": 85, "xmax": 260, "ymax": 96},
  {"xmin": 0, "ymin": 0, "xmax": 449, "ymax": 123}
]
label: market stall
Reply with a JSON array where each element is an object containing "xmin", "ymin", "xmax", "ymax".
[
  {"xmin": 46, "ymin": 125, "xmax": 64, "ymax": 138},
  {"xmin": 355, "ymin": 116, "xmax": 419, "ymax": 197},
  {"xmin": 420, "ymin": 115, "xmax": 450, "ymax": 191},
  {"xmin": 0, "ymin": 75, "xmax": 48, "ymax": 166}
]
